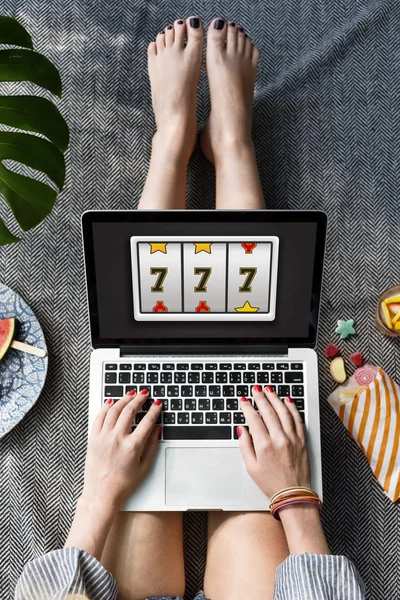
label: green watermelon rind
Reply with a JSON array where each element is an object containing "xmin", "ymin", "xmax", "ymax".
[{"xmin": 0, "ymin": 317, "xmax": 15, "ymax": 360}]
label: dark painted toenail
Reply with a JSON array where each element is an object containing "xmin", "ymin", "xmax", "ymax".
[
  {"xmin": 167, "ymin": 25, "xmax": 172, "ymax": 30},
  {"xmin": 229, "ymin": 22, "xmax": 236, "ymax": 27},
  {"xmin": 190, "ymin": 17, "xmax": 200, "ymax": 28},
  {"xmin": 239, "ymin": 27, "xmax": 244, "ymax": 32},
  {"xmin": 215, "ymin": 19, "xmax": 225, "ymax": 30},
  {"xmin": 177, "ymin": 20, "xmax": 184, "ymax": 24}
]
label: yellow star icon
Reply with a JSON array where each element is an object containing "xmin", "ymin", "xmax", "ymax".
[
  {"xmin": 149, "ymin": 243, "xmax": 167, "ymax": 254},
  {"xmin": 194, "ymin": 243, "xmax": 212, "ymax": 254},
  {"xmin": 235, "ymin": 301, "xmax": 259, "ymax": 313}
]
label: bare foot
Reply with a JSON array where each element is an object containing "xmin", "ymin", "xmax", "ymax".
[
  {"xmin": 200, "ymin": 19, "xmax": 260, "ymax": 165},
  {"xmin": 147, "ymin": 17, "xmax": 204, "ymax": 162}
]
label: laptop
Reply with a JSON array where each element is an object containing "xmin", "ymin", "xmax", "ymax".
[{"xmin": 82, "ymin": 209, "xmax": 327, "ymax": 511}]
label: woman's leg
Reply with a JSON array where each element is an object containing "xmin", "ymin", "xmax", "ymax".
[
  {"xmin": 204, "ymin": 511, "xmax": 289, "ymax": 600},
  {"xmin": 138, "ymin": 16, "xmax": 204, "ymax": 209},
  {"xmin": 102, "ymin": 511, "xmax": 185, "ymax": 600},
  {"xmin": 200, "ymin": 19, "xmax": 264, "ymax": 210}
]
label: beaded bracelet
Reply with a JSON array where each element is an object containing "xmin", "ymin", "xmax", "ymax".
[{"xmin": 271, "ymin": 498, "xmax": 322, "ymax": 520}]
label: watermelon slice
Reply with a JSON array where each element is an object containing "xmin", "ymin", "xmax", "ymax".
[{"xmin": 0, "ymin": 318, "xmax": 15, "ymax": 361}]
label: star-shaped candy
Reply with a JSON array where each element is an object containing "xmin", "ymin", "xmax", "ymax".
[{"xmin": 335, "ymin": 319, "xmax": 356, "ymax": 339}]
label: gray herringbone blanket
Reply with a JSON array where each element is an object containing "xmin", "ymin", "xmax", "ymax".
[{"xmin": 1, "ymin": 1, "xmax": 400, "ymax": 598}]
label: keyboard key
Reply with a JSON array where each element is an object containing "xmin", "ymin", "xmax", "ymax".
[
  {"xmin": 163, "ymin": 412, "xmax": 175, "ymax": 424},
  {"xmin": 213, "ymin": 399, "xmax": 224, "ymax": 410},
  {"xmin": 149, "ymin": 364, "xmax": 161, "ymax": 370},
  {"xmin": 271, "ymin": 372, "xmax": 283, "ymax": 384},
  {"xmin": 262, "ymin": 363, "xmax": 274, "ymax": 370},
  {"xmin": 299, "ymin": 411, "xmax": 305, "ymax": 422},
  {"xmin": 171, "ymin": 399, "xmax": 182, "ymax": 410},
  {"xmin": 185, "ymin": 399, "xmax": 196, "ymax": 410},
  {"xmin": 120, "ymin": 364, "xmax": 132, "ymax": 371},
  {"xmin": 220, "ymin": 412, "xmax": 232, "ymax": 424},
  {"xmin": 139, "ymin": 385, "xmax": 152, "ymax": 395},
  {"xmin": 220, "ymin": 363, "xmax": 232, "ymax": 370},
  {"xmin": 126, "ymin": 385, "xmax": 137, "ymax": 394},
  {"xmin": 181, "ymin": 386, "xmax": 193, "ymax": 397},
  {"xmin": 132, "ymin": 373, "xmax": 144, "ymax": 384},
  {"xmin": 159, "ymin": 399, "xmax": 168, "ymax": 410},
  {"xmin": 294, "ymin": 398, "xmax": 304, "ymax": 410},
  {"xmin": 234, "ymin": 363, "xmax": 246, "ymax": 370},
  {"xmin": 147, "ymin": 372, "xmax": 158, "ymax": 384},
  {"xmin": 202, "ymin": 372, "xmax": 214, "ymax": 384},
  {"xmin": 236, "ymin": 385, "xmax": 249, "ymax": 397},
  {"xmin": 257, "ymin": 372, "xmax": 269, "ymax": 384},
  {"xmin": 191, "ymin": 363, "xmax": 203, "ymax": 370},
  {"xmin": 226, "ymin": 399, "xmax": 238, "ymax": 410},
  {"xmin": 278, "ymin": 385, "xmax": 290, "ymax": 397},
  {"xmin": 188, "ymin": 372, "xmax": 200, "ymax": 383},
  {"xmin": 248, "ymin": 363, "xmax": 260, "ymax": 370},
  {"xmin": 163, "ymin": 426, "xmax": 232, "ymax": 440},
  {"xmin": 135, "ymin": 413, "xmax": 146, "ymax": 424},
  {"xmin": 243, "ymin": 372, "xmax": 255, "ymax": 383},
  {"xmin": 205, "ymin": 364, "xmax": 218, "ymax": 370},
  {"xmin": 195, "ymin": 385, "xmax": 207, "ymax": 396},
  {"xmin": 134, "ymin": 363, "xmax": 146, "ymax": 370},
  {"xmin": 209, "ymin": 385, "xmax": 221, "ymax": 397},
  {"xmin": 234, "ymin": 412, "xmax": 245, "ymax": 424},
  {"xmin": 143, "ymin": 399, "xmax": 151, "ymax": 410},
  {"xmin": 192, "ymin": 412, "xmax": 204, "ymax": 424},
  {"xmin": 163, "ymin": 364, "xmax": 175, "ymax": 370},
  {"xmin": 230, "ymin": 372, "xmax": 241, "ymax": 383},
  {"xmin": 277, "ymin": 363, "xmax": 289, "ymax": 370},
  {"xmin": 105, "ymin": 364, "xmax": 117, "ymax": 370},
  {"xmin": 119, "ymin": 373, "xmax": 131, "ymax": 384},
  {"xmin": 105, "ymin": 386, "xmax": 123, "ymax": 397},
  {"xmin": 206, "ymin": 413, "xmax": 218, "ymax": 424},
  {"xmin": 292, "ymin": 385, "xmax": 304, "ymax": 397},
  {"xmin": 177, "ymin": 363, "xmax": 189, "ymax": 370},
  {"xmin": 269, "ymin": 385, "xmax": 276, "ymax": 392},
  {"xmin": 161, "ymin": 372, "xmax": 172, "ymax": 384},
  {"xmin": 285, "ymin": 372, "xmax": 304, "ymax": 384},
  {"xmin": 174, "ymin": 372, "xmax": 186, "ymax": 383},
  {"xmin": 291, "ymin": 363, "xmax": 303, "ymax": 370},
  {"xmin": 216, "ymin": 372, "xmax": 227, "ymax": 384},
  {"xmin": 222, "ymin": 385, "xmax": 235, "ymax": 397},
  {"xmin": 178, "ymin": 413, "xmax": 189, "ymax": 424},
  {"xmin": 167, "ymin": 386, "xmax": 179, "ymax": 397},
  {"xmin": 234, "ymin": 425, "xmax": 249, "ymax": 439},
  {"xmin": 198, "ymin": 399, "xmax": 210, "ymax": 410},
  {"xmin": 153, "ymin": 386, "xmax": 166, "ymax": 397},
  {"xmin": 105, "ymin": 373, "xmax": 117, "ymax": 384}
]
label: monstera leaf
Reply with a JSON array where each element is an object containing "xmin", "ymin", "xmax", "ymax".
[{"xmin": 0, "ymin": 16, "xmax": 69, "ymax": 245}]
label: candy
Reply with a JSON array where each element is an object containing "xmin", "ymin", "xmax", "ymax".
[
  {"xmin": 354, "ymin": 366, "xmax": 375, "ymax": 386},
  {"xmin": 395, "ymin": 322, "xmax": 400, "ymax": 330},
  {"xmin": 330, "ymin": 357, "xmax": 347, "ymax": 384},
  {"xmin": 349, "ymin": 352, "xmax": 364, "ymax": 367},
  {"xmin": 325, "ymin": 343, "xmax": 340, "ymax": 358},
  {"xmin": 383, "ymin": 294, "xmax": 400, "ymax": 304},
  {"xmin": 381, "ymin": 302, "xmax": 393, "ymax": 329},
  {"xmin": 335, "ymin": 319, "xmax": 356, "ymax": 339},
  {"xmin": 388, "ymin": 302, "xmax": 400, "ymax": 315}
]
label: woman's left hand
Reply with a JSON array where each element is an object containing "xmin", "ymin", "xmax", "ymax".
[{"xmin": 81, "ymin": 389, "xmax": 162, "ymax": 511}]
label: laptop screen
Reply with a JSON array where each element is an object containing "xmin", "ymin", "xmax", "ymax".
[{"xmin": 82, "ymin": 211, "xmax": 326, "ymax": 348}]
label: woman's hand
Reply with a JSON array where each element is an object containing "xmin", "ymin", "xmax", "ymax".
[
  {"xmin": 81, "ymin": 390, "xmax": 162, "ymax": 511},
  {"xmin": 238, "ymin": 385, "xmax": 311, "ymax": 499}
]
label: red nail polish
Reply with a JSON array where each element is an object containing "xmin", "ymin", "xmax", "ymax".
[
  {"xmin": 106, "ymin": 398, "xmax": 113, "ymax": 405},
  {"xmin": 128, "ymin": 390, "xmax": 136, "ymax": 396},
  {"xmin": 141, "ymin": 389, "xmax": 148, "ymax": 394},
  {"xmin": 265, "ymin": 386, "xmax": 274, "ymax": 393},
  {"xmin": 286, "ymin": 396, "xmax": 293, "ymax": 403},
  {"xmin": 158, "ymin": 426, "xmax": 162, "ymax": 438},
  {"xmin": 253, "ymin": 385, "xmax": 262, "ymax": 392},
  {"xmin": 237, "ymin": 426, "xmax": 242, "ymax": 438},
  {"xmin": 154, "ymin": 399, "xmax": 162, "ymax": 406},
  {"xmin": 240, "ymin": 396, "xmax": 248, "ymax": 402}
]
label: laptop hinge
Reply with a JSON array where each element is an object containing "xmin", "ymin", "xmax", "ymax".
[{"xmin": 120, "ymin": 344, "xmax": 289, "ymax": 356}]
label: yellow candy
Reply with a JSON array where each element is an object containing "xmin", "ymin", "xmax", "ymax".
[
  {"xmin": 381, "ymin": 301, "xmax": 393, "ymax": 329},
  {"xmin": 330, "ymin": 357, "xmax": 347, "ymax": 384},
  {"xmin": 392, "ymin": 310, "xmax": 400, "ymax": 324},
  {"xmin": 384, "ymin": 294, "xmax": 400, "ymax": 304},
  {"xmin": 394, "ymin": 322, "xmax": 400, "ymax": 331}
]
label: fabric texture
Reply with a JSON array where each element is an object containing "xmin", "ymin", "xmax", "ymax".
[
  {"xmin": 1, "ymin": 1, "xmax": 400, "ymax": 599},
  {"xmin": 13, "ymin": 548, "xmax": 364, "ymax": 600}
]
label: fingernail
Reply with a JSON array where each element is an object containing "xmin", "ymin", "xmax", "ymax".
[
  {"xmin": 253, "ymin": 385, "xmax": 262, "ymax": 392},
  {"xmin": 240, "ymin": 396, "xmax": 248, "ymax": 402},
  {"xmin": 245, "ymin": 33, "xmax": 249, "ymax": 38},
  {"xmin": 239, "ymin": 27, "xmax": 244, "ymax": 32},
  {"xmin": 265, "ymin": 386, "xmax": 274, "ymax": 393},
  {"xmin": 286, "ymin": 396, "xmax": 293, "ymax": 403},
  {"xmin": 190, "ymin": 17, "xmax": 200, "ymax": 28},
  {"xmin": 160, "ymin": 30, "xmax": 165, "ymax": 34},
  {"xmin": 158, "ymin": 426, "xmax": 162, "ymax": 438},
  {"xmin": 237, "ymin": 426, "xmax": 242, "ymax": 438},
  {"xmin": 229, "ymin": 21, "xmax": 236, "ymax": 27},
  {"xmin": 106, "ymin": 398, "xmax": 113, "ymax": 405},
  {"xmin": 141, "ymin": 389, "xmax": 148, "ymax": 395},
  {"xmin": 167, "ymin": 25, "xmax": 172, "ymax": 30},
  {"xmin": 177, "ymin": 20, "xmax": 184, "ymax": 24},
  {"xmin": 214, "ymin": 19, "xmax": 225, "ymax": 30},
  {"xmin": 154, "ymin": 399, "xmax": 162, "ymax": 406},
  {"xmin": 128, "ymin": 390, "xmax": 136, "ymax": 396}
]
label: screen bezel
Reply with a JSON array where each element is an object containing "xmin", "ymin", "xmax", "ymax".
[{"xmin": 82, "ymin": 210, "xmax": 327, "ymax": 349}]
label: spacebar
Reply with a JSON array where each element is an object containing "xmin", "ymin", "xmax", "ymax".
[{"xmin": 163, "ymin": 426, "xmax": 232, "ymax": 440}]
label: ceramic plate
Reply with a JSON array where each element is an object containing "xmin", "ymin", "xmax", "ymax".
[{"xmin": 0, "ymin": 283, "xmax": 48, "ymax": 439}]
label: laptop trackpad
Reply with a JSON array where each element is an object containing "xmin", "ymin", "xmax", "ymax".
[{"xmin": 165, "ymin": 447, "xmax": 245, "ymax": 507}]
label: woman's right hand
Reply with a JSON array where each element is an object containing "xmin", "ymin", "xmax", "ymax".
[{"xmin": 238, "ymin": 385, "xmax": 311, "ymax": 499}]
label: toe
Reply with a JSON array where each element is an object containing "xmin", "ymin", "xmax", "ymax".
[
  {"xmin": 244, "ymin": 35, "xmax": 252, "ymax": 59},
  {"xmin": 186, "ymin": 16, "xmax": 204, "ymax": 47},
  {"xmin": 226, "ymin": 21, "xmax": 238, "ymax": 53},
  {"xmin": 208, "ymin": 17, "xmax": 227, "ymax": 49},
  {"xmin": 156, "ymin": 30, "xmax": 166, "ymax": 52},
  {"xmin": 174, "ymin": 19, "xmax": 186, "ymax": 48},
  {"xmin": 165, "ymin": 24, "xmax": 174, "ymax": 46},
  {"xmin": 237, "ymin": 26, "xmax": 246, "ymax": 53},
  {"xmin": 147, "ymin": 41, "xmax": 157, "ymax": 57},
  {"xmin": 252, "ymin": 44, "xmax": 260, "ymax": 66}
]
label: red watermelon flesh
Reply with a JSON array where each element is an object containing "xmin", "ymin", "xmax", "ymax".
[{"xmin": 0, "ymin": 318, "xmax": 15, "ymax": 361}]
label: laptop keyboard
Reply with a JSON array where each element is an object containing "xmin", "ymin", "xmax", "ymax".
[{"xmin": 103, "ymin": 361, "xmax": 305, "ymax": 440}]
